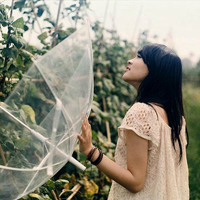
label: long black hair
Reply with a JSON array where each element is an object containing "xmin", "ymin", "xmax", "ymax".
[{"xmin": 136, "ymin": 43, "xmax": 189, "ymax": 164}]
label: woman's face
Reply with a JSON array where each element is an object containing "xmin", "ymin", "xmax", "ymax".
[{"xmin": 122, "ymin": 53, "xmax": 149, "ymax": 90}]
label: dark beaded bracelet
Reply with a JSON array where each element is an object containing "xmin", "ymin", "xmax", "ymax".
[
  {"xmin": 91, "ymin": 149, "xmax": 103, "ymax": 166},
  {"xmin": 87, "ymin": 146, "xmax": 97, "ymax": 161}
]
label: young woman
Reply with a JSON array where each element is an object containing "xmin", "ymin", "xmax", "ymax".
[{"xmin": 77, "ymin": 43, "xmax": 189, "ymax": 200}]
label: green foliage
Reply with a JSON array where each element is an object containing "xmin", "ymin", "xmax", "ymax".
[
  {"xmin": 183, "ymin": 84, "xmax": 200, "ymax": 200},
  {"xmin": 0, "ymin": 102, "xmax": 45, "ymax": 169},
  {"xmin": 91, "ymin": 21, "xmax": 137, "ymax": 145},
  {"xmin": 183, "ymin": 66, "xmax": 200, "ymax": 87},
  {"xmin": 0, "ymin": 4, "xmax": 34, "ymax": 100},
  {"xmin": 21, "ymin": 104, "xmax": 36, "ymax": 124},
  {"xmin": 12, "ymin": 17, "xmax": 25, "ymax": 29}
]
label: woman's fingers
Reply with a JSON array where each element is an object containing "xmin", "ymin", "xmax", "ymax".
[
  {"xmin": 81, "ymin": 116, "xmax": 89, "ymax": 137},
  {"xmin": 78, "ymin": 116, "xmax": 93, "ymax": 156},
  {"xmin": 77, "ymin": 134, "xmax": 83, "ymax": 141},
  {"xmin": 82, "ymin": 122, "xmax": 87, "ymax": 134},
  {"xmin": 81, "ymin": 116, "xmax": 91, "ymax": 134},
  {"xmin": 83, "ymin": 116, "xmax": 89, "ymax": 128}
]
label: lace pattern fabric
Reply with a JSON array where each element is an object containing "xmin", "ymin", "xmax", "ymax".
[{"xmin": 107, "ymin": 102, "xmax": 189, "ymax": 200}]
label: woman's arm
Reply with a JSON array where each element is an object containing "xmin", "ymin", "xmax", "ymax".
[{"xmin": 77, "ymin": 117, "xmax": 148, "ymax": 193}]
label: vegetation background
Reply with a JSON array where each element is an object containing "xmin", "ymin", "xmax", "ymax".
[{"xmin": 0, "ymin": 0, "xmax": 199, "ymax": 199}]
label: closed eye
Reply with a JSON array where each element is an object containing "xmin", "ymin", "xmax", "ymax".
[{"xmin": 137, "ymin": 54, "xmax": 142, "ymax": 58}]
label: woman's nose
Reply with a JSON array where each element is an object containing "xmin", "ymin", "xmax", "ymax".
[{"xmin": 127, "ymin": 60, "xmax": 132, "ymax": 65}]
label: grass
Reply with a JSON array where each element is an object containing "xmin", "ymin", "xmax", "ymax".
[{"xmin": 183, "ymin": 83, "xmax": 200, "ymax": 200}]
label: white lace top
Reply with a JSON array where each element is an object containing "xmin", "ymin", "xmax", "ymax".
[{"xmin": 108, "ymin": 102, "xmax": 189, "ymax": 200}]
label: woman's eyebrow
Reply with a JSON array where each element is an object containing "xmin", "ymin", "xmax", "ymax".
[{"xmin": 135, "ymin": 53, "xmax": 140, "ymax": 57}]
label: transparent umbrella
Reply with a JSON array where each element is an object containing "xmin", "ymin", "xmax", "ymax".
[{"xmin": 0, "ymin": 22, "xmax": 93, "ymax": 200}]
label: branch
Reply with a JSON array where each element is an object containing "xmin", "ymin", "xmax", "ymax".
[
  {"xmin": 66, "ymin": 184, "xmax": 82, "ymax": 200},
  {"xmin": 0, "ymin": 144, "xmax": 7, "ymax": 165},
  {"xmin": 52, "ymin": 0, "xmax": 63, "ymax": 48},
  {"xmin": 30, "ymin": 0, "xmax": 42, "ymax": 33},
  {"xmin": 51, "ymin": 190, "xmax": 59, "ymax": 200},
  {"xmin": 102, "ymin": 96, "xmax": 111, "ymax": 143},
  {"xmin": 34, "ymin": 151, "xmax": 42, "ymax": 162},
  {"xmin": 10, "ymin": 0, "xmax": 15, "ymax": 18}
]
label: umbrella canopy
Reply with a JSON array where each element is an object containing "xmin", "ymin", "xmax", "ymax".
[{"xmin": 0, "ymin": 23, "xmax": 93, "ymax": 200}]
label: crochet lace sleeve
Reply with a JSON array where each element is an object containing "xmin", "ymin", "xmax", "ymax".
[{"xmin": 118, "ymin": 103, "xmax": 156, "ymax": 141}]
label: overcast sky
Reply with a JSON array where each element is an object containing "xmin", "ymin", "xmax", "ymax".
[
  {"xmin": 3, "ymin": 0, "xmax": 200, "ymax": 64},
  {"xmin": 87, "ymin": 0, "xmax": 200, "ymax": 64}
]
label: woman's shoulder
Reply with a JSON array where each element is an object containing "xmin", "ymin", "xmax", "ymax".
[
  {"xmin": 129, "ymin": 102, "xmax": 187, "ymax": 130},
  {"xmin": 129, "ymin": 102, "xmax": 155, "ymax": 115},
  {"xmin": 126, "ymin": 102, "xmax": 158, "ymax": 121}
]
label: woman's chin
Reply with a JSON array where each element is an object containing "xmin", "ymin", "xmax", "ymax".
[
  {"xmin": 122, "ymin": 73, "xmax": 129, "ymax": 82},
  {"xmin": 122, "ymin": 75, "xmax": 138, "ymax": 89}
]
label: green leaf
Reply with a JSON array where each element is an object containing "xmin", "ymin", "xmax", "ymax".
[
  {"xmin": 12, "ymin": 17, "xmax": 24, "ymax": 29},
  {"xmin": 29, "ymin": 193, "xmax": 45, "ymax": 200},
  {"xmin": 44, "ymin": 18, "xmax": 55, "ymax": 26},
  {"xmin": 65, "ymin": 7, "xmax": 72, "ymax": 11},
  {"xmin": 55, "ymin": 179, "xmax": 69, "ymax": 187},
  {"xmin": 10, "ymin": 35, "xmax": 26, "ymax": 49},
  {"xmin": 15, "ymin": 153, "xmax": 32, "ymax": 168},
  {"xmin": 21, "ymin": 105, "xmax": 36, "ymax": 124},
  {"xmin": 71, "ymin": 16, "xmax": 76, "ymax": 21},
  {"xmin": 14, "ymin": 138, "xmax": 29, "ymax": 150},
  {"xmin": 8, "ymin": 64, "xmax": 17, "ymax": 72},
  {"xmin": 20, "ymin": 49, "xmax": 33, "ymax": 59},
  {"xmin": 58, "ymin": 31, "xmax": 69, "ymax": 40},
  {"xmin": 0, "ymin": 57, "xmax": 4, "ymax": 65},
  {"xmin": 91, "ymin": 102, "xmax": 102, "ymax": 115},
  {"xmin": 24, "ymin": 24, "xmax": 29, "ymax": 31},
  {"xmin": 37, "ymin": 7, "xmax": 44, "ymax": 17},
  {"xmin": 2, "ymin": 48, "xmax": 18, "ymax": 59},
  {"xmin": 103, "ymin": 78, "xmax": 114, "ymax": 92},
  {"xmin": 16, "ymin": 55, "xmax": 24, "ymax": 67},
  {"xmin": 10, "ymin": 100, "xmax": 19, "ymax": 110},
  {"xmin": 2, "ymin": 33, "xmax": 7, "ymax": 40},
  {"xmin": 70, "ymin": 4, "xmax": 76, "ymax": 8},
  {"xmin": 46, "ymin": 180, "xmax": 55, "ymax": 190},
  {"xmin": 14, "ymin": 0, "xmax": 26, "ymax": 10},
  {"xmin": 5, "ymin": 138, "xmax": 15, "ymax": 150},
  {"xmin": 19, "ymin": 109, "xmax": 27, "ymax": 123},
  {"xmin": 38, "ymin": 32, "xmax": 48, "ymax": 41},
  {"xmin": 1, "ymin": 22, "xmax": 8, "ymax": 27},
  {"xmin": 100, "ymin": 111, "xmax": 110, "ymax": 120},
  {"xmin": 56, "ymin": 179, "xmax": 69, "ymax": 183},
  {"xmin": 0, "ymin": 13, "xmax": 4, "ymax": 20}
]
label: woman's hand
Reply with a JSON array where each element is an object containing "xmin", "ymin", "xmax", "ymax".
[{"xmin": 77, "ymin": 116, "xmax": 94, "ymax": 157}]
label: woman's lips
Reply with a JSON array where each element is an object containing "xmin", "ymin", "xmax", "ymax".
[{"xmin": 124, "ymin": 66, "xmax": 131, "ymax": 73}]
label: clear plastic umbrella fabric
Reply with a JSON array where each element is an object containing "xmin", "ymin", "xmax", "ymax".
[{"xmin": 0, "ymin": 23, "xmax": 93, "ymax": 200}]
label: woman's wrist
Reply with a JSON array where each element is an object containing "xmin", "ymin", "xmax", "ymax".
[
  {"xmin": 83, "ymin": 145, "xmax": 95, "ymax": 157},
  {"xmin": 84, "ymin": 145, "xmax": 104, "ymax": 165},
  {"xmin": 90, "ymin": 148, "xmax": 100, "ymax": 162}
]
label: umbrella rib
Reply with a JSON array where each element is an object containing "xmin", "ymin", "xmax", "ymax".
[
  {"xmin": 0, "ymin": 105, "xmax": 86, "ymax": 171},
  {"xmin": 22, "ymin": 152, "xmax": 51, "ymax": 194}
]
